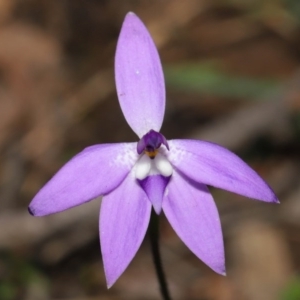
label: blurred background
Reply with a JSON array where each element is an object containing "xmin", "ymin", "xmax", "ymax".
[{"xmin": 0, "ymin": 0, "xmax": 300, "ymax": 299}]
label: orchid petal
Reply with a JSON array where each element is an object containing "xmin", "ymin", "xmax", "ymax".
[
  {"xmin": 115, "ymin": 12, "xmax": 165, "ymax": 137},
  {"xmin": 167, "ymin": 140, "xmax": 278, "ymax": 203},
  {"xmin": 100, "ymin": 172, "xmax": 151, "ymax": 287},
  {"xmin": 29, "ymin": 143, "xmax": 138, "ymax": 216},
  {"xmin": 163, "ymin": 171, "xmax": 225, "ymax": 274},
  {"xmin": 138, "ymin": 175, "xmax": 170, "ymax": 214}
]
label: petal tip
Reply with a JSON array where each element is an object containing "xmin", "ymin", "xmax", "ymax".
[
  {"xmin": 221, "ymin": 269, "xmax": 227, "ymax": 276},
  {"xmin": 212, "ymin": 262, "xmax": 226, "ymax": 276},
  {"xmin": 264, "ymin": 192, "xmax": 280, "ymax": 204},
  {"xmin": 272, "ymin": 193, "xmax": 280, "ymax": 204},
  {"xmin": 123, "ymin": 11, "xmax": 141, "ymax": 26},
  {"xmin": 106, "ymin": 280, "xmax": 114, "ymax": 289},
  {"xmin": 153, "ymin": 204, "xmax": 162, "ymax": 215},
  {"xmin": 264, "ymin": 187, "xmax": 279, "ymax": 204},
  {"xmin": 126, "ymin": 11, "xmax": 136, "ymax": 17},
  {"xmin": 103, "ymin": 267, "xmax": 119, "ymax": 289},
  {"xmin": 28, "ymin": 206, "xmax": 35, "ymax": 216},
  {"xmin": 214, "ymin": 265, "xmax": 226, "ymax": 276}
]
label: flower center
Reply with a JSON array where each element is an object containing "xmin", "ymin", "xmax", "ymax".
[
  {"xmin": 137, "ymin": 129, "xmax": 169, "ymax": 158},
  {"xmin": 135, "ymin": 130, "xmax": 172, "ymax": 180}
]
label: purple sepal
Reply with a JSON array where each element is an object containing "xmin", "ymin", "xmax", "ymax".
[
  {"xmin": 28, "ymin": 143, "xmax": 137, "ymax": 216},
  {"xmin": 138, "ymin": 174, "xmax": 170, "ymax": 214},
  {"xmin": 162, "ymin": 171, "xmax": 225, "ymax": 275},
  {"xmin": 115, "ymin": 12, "xmax": 165, "ymax": 137},
  {"xmin": 167, "ymin": 139, "xmax": 279, "ymax": 203},
  {"xmin": 100, "ymin": 172, "xmax": 151, "ymax": 287},
  {"xmin": 137, "ymin": 130, "xmax": 169, "ymax": 154}
]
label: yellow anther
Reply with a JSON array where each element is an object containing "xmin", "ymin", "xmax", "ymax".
[{"xmin": 145, "ymin": 149, "xmax": 158, "ymax": 159}]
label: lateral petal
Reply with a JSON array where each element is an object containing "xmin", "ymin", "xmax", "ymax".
[
  {"xmin": 100, "ymin": 172, "xmax": 151, "ymax": 287},
  {"xmin": 115, "ymin": 12, "xmax": 165, "ymax": 137},
  {"xmin": 29, "ymin": 143, "xmax": 138, "ymax": 216},
  {"xmin": 167, "ymin": 139, "xmax": 278, "ymax": 203},
  {"xmin": 163, "ymin": 171, "xmax": 225, "ymax": 275}
]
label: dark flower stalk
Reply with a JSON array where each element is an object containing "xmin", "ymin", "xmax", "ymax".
[{"xmin": 149, "ymin": 209, "xmax": 172, "ymax": 300}]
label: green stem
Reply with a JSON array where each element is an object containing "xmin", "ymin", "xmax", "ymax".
[{"xmin": 149, "ymin": 209, "xmax": 172, "ymax": 300}]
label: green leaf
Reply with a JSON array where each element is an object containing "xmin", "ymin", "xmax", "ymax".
[
  {"xmin": 165, "ymin": 63, "xmax": 280, "ymax": 99},
  {"xmin": 281, "ymin": 277, "xmax": 300, "ymax": 300}
]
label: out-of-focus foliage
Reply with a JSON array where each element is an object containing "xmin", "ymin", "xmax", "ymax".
[
  {"xmin": 0, "ymin": 253, "xmax": 47, "ymax": 300},
  {"xmin": 285, "ymin": 0, "xmax": 300, "ymax": 19},
  {"xmin": 165, "ymin": 63, "xmax": 279, "ymax": 99},
  {"xmin": 281, "ymin": 277, "xmax": 300, "ymax": 300}
]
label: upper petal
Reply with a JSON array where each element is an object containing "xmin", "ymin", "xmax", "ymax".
[
  {"xmin": 100, "ymin": 171, "xmax": 151, "ymax": 287},
  {"xmin": 29, "ymin": 143, "xmax": 138, "ymax": 216},
  {"xmin": 167, "ymin": 139, "xmax": 278, "ymax": 203},
  {"xmin": 115, "ymin": 12, "xmax": 165, "ymax": 137},
  {"xmin": 162, "ymin": 171, "xmax": 225, "ymax": 274}
]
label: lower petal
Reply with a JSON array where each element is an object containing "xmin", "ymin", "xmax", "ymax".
[
  {"xmin": 138, "ymin": 175, "xmax": 170, "ymax": 214},
  {"xmin": 100, "ymin": 172, "xmax": 151, "ymax": 288},
  {"xmin": 163, "ymin": 171, "xmax": 225, "ymax": 275},
  {"xmin": 29, "ymin": 143, "xmax": 137, "ymax": 216}
]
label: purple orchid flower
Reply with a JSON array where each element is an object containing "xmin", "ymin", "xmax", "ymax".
[{"xmin": 28, "ymin": 12, "xmax": 278, "ymax": 288}]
